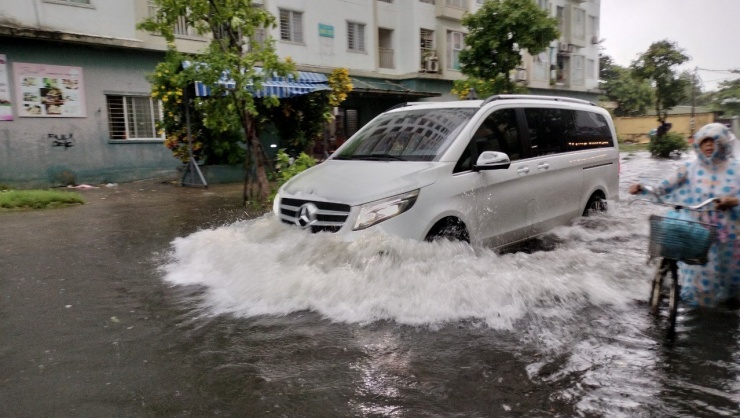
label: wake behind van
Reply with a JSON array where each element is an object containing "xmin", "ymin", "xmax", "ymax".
[{"xmin": 274, "ymin": 95, "xmax": 619, "ymax": 248}]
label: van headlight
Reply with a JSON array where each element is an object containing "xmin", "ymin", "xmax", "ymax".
[{"xmin": 353, "ymin": 189, "xmax": 419, "ymax": 231}]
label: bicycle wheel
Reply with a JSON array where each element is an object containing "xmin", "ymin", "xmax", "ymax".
[
  {"xmin": 666, "ymin": 262, "xmax": 680, "ymax": 339},
  {"xmin": 649, "ymin": 259, "xmax": 669, "ymax": 316}
]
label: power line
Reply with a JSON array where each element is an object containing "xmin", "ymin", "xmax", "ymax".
[{"xmin": 696, "ymin": 67, "xmax": 740, "ymax": 73}]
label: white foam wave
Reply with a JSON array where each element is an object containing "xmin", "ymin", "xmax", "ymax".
[{"xmin": 162, "ymin": 208, "xmax": 652, "ymax": 331}]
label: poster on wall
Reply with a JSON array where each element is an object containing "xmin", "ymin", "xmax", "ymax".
[
  {"xmin": 13, "ymin": 62, "xmax": 86, "ymax": 118},
  {"xmin": 0, "ymin": 55, "xmax": 11, "ymax": 121}
]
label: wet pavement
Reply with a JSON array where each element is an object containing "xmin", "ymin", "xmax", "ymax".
[
  {"xmin": 0, "ymin": 179, "xmax": 253, "ymax": 417},
  {"xmin": 2, "ymin": 155, "xmax": 740, "ymax": 417}
]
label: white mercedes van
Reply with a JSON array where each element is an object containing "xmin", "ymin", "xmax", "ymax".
[{"xmin": 273, "ymin": 95, "xmax": 619, "ymax": 248}]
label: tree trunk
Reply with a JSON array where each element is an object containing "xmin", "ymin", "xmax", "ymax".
[{"xmin": 240, "ymin": 111, "xmax": 271, "ymax": 205}]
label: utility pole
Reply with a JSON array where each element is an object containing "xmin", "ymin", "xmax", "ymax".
[{"xmin": 690, "ymin": 66, "xmax": 697, "ymax": 138}]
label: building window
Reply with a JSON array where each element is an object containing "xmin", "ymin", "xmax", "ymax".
[
  {"xmin": 447, "ymin": 30, "xmax": 464, "ymax": 70},
  {"xmin": 378, "ymin": 0, "xmax": 393, "ymax": 2},
  {"xmin": 533, "ymin": 53, "xmax": 549, "ymax": 81},
  {"xmin": 147, "ymin": 0, "xmax": 196, "ymax": 37},
  {"xmin": 446, "ymin": 0, "xmax": 465, "ymax": 8},
  {"xmin": 572, "ymin": 55, "xmax": 584, "ymax": 85},
  {"xmin": 556, "ymin": 6, "xmax": 565, "ymax": 35},
  {"xmin": 537, "ymin": 0, "xmax": 549, "ymax": 12},
  {"xmin": 106, "ymin": 95, "xmax": 162, "ymax": 140},
  {"xmin": 347, "ymin": 22, "xmax": 366, "ymax": 52},
  {"xmin": 279, "ymin": 9, "xmax": 303, "ymax": 43},
  {"xmin": 419, "ymin": 0, "xmax": 435, "ymax": 4},
  {"xmin": 572, "ymin": 8, "xmax": 586, "ymax": 40},
  {"xmin": 589, "ymin": 15, "xmax": 599, "ymax": 39},
  {"xmin": 587, "ymin": 59, "xmax": 595, "ymax": 79}
]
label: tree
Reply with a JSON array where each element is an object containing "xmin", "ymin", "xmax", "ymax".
[
  {"xmin": 139, "ymin": 0, "xmax": 294, "ymax": 204},
  {"xmin": 453, "ymin": 0, "xmax": 559, "ymax": 97},
  {"xmin": 150, "ymin": 50, "xmax": 245, "ymax": 165},
  {"xmin": 712, "ymin": 78, "xmax": 740, "ymax": 116},
  {"xmin": 631, "ymin": 40, "xmax": 690, "ymax": 127},
  {"xmin": 599, "ymin": 54, "xmax": 653, "ymax": 117}
]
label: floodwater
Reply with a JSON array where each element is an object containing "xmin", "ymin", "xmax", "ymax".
[{"xmin": 2, "ymin": 152, "xmax": 740, "ymax": 417}]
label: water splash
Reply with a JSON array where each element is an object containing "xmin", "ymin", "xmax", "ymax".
[{"xmin": 162, "ymin": 203, "xmax": 650, "ymax": 334}]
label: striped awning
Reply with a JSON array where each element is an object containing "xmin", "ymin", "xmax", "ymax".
[{"xmin": 188, "ymin": 64, "xmax": 330, "ymax": 98}]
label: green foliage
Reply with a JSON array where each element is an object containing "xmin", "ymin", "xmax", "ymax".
[
  {"xmin": 150, "ymin": 50, "xmax": 244, "ymax": 164},
  {"xmin": 599, "ymin": 55, "xmax": 654, "ymax": 116},
  {"xmin": 648, "ymin": 131, "xmax": 689, "ymax": 158},
  {"xmin": 270, "ymin": 149, "xmax": 316, "ymax": 200},
  {"xmin": 139, "ymin": 0, "xmax": 296, "ymax": 202},
  {"xmin": 710, "ymin": 78, "xmax": 740, "ymax": 116},
  {"xmin": 457, "ymin": 0, "xmax": 559, "ymax": 95},
  {"xmin": 631, "ymin": 40, "xmax": 690, "ymax": 122},
  {"xmin": 0, "ymin": 190, "xmax": 84, "ymax": 209}
]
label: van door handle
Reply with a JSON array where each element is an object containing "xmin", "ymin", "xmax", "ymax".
[
  {"xmin": 516, "ymin": 166, "xmax": 530, "ymax": 175},
  {"xmin": 537, "ymin": 163, "xmax": 550, "ymax": 170}
]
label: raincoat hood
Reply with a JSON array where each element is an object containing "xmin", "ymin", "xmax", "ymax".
[{"xmin": 694, "ymin": 123, "xmax": 735, "ymax": 165}]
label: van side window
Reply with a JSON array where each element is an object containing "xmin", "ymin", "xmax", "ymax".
[
  {"xmin": 568, "ymin": 111, "xmax": 614, "ymax": 151},
  {"xmin": 454, "ymin": 109, "xmax": 521, "ymax": 173},
  {"xmin": 524, "ymin": 108, "xmax": 576, "ymax": 157}
]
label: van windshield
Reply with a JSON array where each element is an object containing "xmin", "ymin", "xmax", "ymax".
[{"xmin": 333, "ymin": 108, "xmax": 476, "ymax": 161}]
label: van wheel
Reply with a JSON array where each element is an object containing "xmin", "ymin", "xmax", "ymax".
[
  {"xmin": 425, "ymin": 218, "xmax": 470, "ymax": 243},
  {"xmin": 583, "ymin": 193, "xmax": 607, "ymax": 216}
]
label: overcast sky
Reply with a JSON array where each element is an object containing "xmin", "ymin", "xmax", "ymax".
[{"xmin": 600, "ymin": 0, "xmax": 740, "ymax": 91}]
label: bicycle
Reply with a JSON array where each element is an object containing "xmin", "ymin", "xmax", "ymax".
[{"xmin": 631, "ymin": 186, "xmax": 718, "ymax": 339}]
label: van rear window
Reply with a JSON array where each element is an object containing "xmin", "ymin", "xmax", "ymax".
[
  {"xmin": 524, "ymin": 108, "xmax": 614, "ymax": 156},
  {"xmin": 333, "ymin": 108, "xmax": 476, "ymax": 161}
]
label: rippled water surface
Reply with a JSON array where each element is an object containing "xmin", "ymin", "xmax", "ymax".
[
  {"xmin": 159, "ymin": 151, "xmax": 740, "ymax": 417},
  {"xmin": 3, "ymin": 152, "xmax": 739, "ymax": 417}
]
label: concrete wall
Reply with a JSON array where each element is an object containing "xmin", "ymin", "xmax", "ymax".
[
  {"xmin": 613, "ymin": 113, "xmax": 715, "ymax": 143},
  {"xmin": 0, "ymin": 37, "xmax": 179, "ymax": 188}
]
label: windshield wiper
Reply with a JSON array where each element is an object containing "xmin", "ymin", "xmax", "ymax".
[{"xmin": 346, "ymin": 154, "xmax": 408, "ymax": 161}]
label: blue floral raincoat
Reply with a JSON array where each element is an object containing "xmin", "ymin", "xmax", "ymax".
[{"xmin": 646, "ymin": 123, "xmax": 740, "ymax": 307}]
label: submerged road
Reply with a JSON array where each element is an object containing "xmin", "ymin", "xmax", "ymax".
[{"xmin": 2, "ymin": 153, "xmax": 739, "ymax": 417}]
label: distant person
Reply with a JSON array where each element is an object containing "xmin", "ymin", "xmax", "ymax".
[{"xmin": 629, "ymin": 123, "xmax": 740, "ymax": 307}]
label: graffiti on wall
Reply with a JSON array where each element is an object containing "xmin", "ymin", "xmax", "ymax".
[{"xmin": 49, "ymin": 133, "xmax": 75, "ymax": 149}]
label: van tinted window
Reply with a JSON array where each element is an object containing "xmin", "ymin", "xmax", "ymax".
[
  {"xmin": 524, "ymin": 108, "xmax": 613, "ymax": 156},
  {"xmin": 334, "ymin": 108, "xmax": 476, "ymax": 162},
  {"xmin": 524, "ymin": 108, "xmax": 575, "ymax": 157},
  {"xmin": 568, "ymin": 110, "xmax": 614, "ymax": 151}
]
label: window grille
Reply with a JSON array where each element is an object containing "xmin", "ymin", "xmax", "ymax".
[
  {"xmin": 446, "ymin": 0, "xmax": 464, "ymax": 8},
  {"xmin": 279, "ymin": 9, "xmax": 303, "ymax": 43},
  {"xmin": 347, "ymin": 22, "xmax": 366, "ymax": 52},
  {"xmin": 106, "ymin": 95, "xmax": 162, "ymax": 140}
]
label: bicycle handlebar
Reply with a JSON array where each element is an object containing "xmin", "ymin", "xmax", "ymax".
[{"xmin": 629, "ymin": 184, "xmax": 718, "ymax": 211}]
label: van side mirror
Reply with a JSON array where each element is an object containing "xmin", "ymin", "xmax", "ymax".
[{"xmin": 474, "ymin": 151, "xmax": 511, "ymax": 171}]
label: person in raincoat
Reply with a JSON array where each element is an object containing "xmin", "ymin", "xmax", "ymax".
[{"xmin": 629, "ymin": 123, "xmax": 740, "ymax": 307}]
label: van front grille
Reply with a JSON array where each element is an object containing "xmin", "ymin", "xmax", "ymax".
[{"xmin": 278, "ymin": 198, "xmax": 351, "ymax": 233}]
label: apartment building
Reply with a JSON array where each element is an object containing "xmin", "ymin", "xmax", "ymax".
[{"xmin": 0, "ymin": 0, "xmax": 601, "ymax": 187}]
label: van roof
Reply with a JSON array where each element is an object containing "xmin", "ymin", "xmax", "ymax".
[{"xmin": 386, "ymin": 94, "xmax": 597, "ymax": 112}]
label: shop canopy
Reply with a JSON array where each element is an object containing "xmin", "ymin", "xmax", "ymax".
[{"xmin": 183, "ymin": 61, "xmax": 330, "ymax": 99}]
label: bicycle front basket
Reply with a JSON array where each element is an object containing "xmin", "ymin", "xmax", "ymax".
[{"xmin": 648, "ymin": 214, "xmax": 717, "ymax": 265}]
